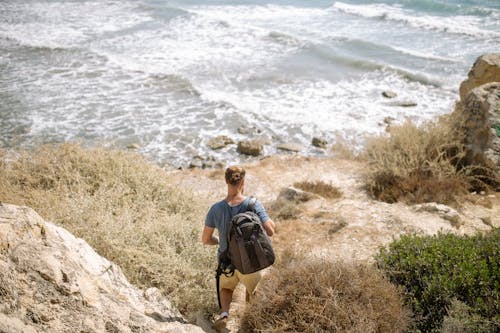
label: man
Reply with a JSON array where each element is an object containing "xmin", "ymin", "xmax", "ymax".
[{"xmin": 202, "ymin": 165, "xmax": 275, "ymax": 330}]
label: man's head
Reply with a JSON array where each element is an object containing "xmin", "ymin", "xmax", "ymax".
[{"xmin": 225, "ymin": 165, "xmax": 246, "ymax": 186}]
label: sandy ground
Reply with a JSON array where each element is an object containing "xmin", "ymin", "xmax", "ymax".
[{"xmin": 171, "ymin": 154, "xmax": 499, "ymax": 332}]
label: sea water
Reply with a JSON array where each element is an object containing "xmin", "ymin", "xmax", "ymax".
[{"xmin": 1, "ymin": 0, "xmax": 499, "ymax": 167}]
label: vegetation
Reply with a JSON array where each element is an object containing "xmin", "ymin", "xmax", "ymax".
[
  {"xmin": 363, "ymin": 118, "xmax": 499, "ymax": 205},
  {"xmin": 0, "ymin": 143, "xmax": 216, "ymax": 318},
  {"xmin": 376, "ymin": 230, "xmax": 500, "ymax": 332},
  {"xmin": 241, "ymin": 255, "xmax": 410, "ymax": 333},
  {"xmin": 293, "ymin": 180, "xmax": 342, "ymax": 199}
]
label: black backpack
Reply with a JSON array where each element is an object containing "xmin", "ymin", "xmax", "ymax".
[{"xmin": 220, "ymin": 197, "xmax": 275, "ymax": 274}]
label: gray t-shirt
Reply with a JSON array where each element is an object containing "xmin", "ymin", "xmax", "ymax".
[{"xmin": 205, "ymin": 197, "xmax": 270, "ymax": 257}]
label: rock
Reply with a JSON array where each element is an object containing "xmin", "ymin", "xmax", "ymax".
[
  {"xmin": 237, "ymin": 140, "xmax": 264, "ymax": 156},
  {"xmin": 414, "ymin": 203, "xmax": 461, "ymax": 227},
  {"xmin": 0, "ymin": 203, "xmax": 204, "ymax": 333},
  {"xmin": 277, "ymin": 143, "xmax": 302, "ymax": 152},
  {"xmin": 452, "ymin": 82, "xmax": 500, "ymax": 172},
  {"xmin": 459, "ymin": 54, "xmax": 500, "ymax": 101},
  {"xmin": 189, "ymin": 155, "xmax": 222, "ymax": 169},
  {"xmin": 383, "ymin": 116, "xmax": 396, "ymax": 125},
  {"xmin": 278, "ymin": 187, "xmax": 319, "ymax": 202},
  {"xmin": 387, "ymin": 101, "xmax": 417, "ymax": 107},
  {"xmin": 312, "ymin": 137, "xmax": 328, "ymax": 149},
  {"xmin": 382, "ymin": 91, "xmax": 397, "ymax": 98},
  {"xmin": 237, "ymin": 125, "xmax": 261, "ymax": 135},
  {"xmin": 126, "ymin": 143, "xmax": 141, "ymax": 150},
  {"xmin": 207, "ymin": 135, "xmax": 234, "ymax": 150}
]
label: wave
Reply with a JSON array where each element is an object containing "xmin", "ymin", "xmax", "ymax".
[{"xmin": 332, "ymin": 1, "xmax": 500, "ymax": 38}]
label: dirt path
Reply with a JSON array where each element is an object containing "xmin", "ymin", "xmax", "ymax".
[{"xmin": 173, "ymin": 155, "xmax": 499, "ymax": 332}]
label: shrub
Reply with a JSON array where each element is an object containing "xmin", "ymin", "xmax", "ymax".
[
  {"xmin": 363, "ymin": 118, "xmax": 499, "ymax": 205},
  {"xmin": 0, "ymin": 144, "xmax": 216, "ymax": 318},
  {"xmin": 293, "ymin": 180, "xmax": 342, "ymax": 199},
  {"xmin": 442, "ymin": 299, "xmax": 499, "ymax": 333},
  {"xmin": 240, "ymin": 258, "xmax": 410, "ymax": 333},
  {"xmin": 376, "ymin": 229, "xmax": 500, "ymax": 332}
]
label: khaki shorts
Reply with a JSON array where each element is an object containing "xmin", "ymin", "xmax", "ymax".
[{"xmin": 219, "ymin": 269, "xmax": 262, "ymax": 294}]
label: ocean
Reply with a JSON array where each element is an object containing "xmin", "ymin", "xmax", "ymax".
[{"xmin": 1, "ymin": 0, "xmax": 499, "ymax": 167}]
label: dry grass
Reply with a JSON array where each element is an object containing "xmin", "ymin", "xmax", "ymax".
[
  {"xmin": 293, "ymin": 180, "xmax": 342, "ymax": 199},
  {"xmin": 270, "ymin": 197, "xmax": 302, "ymax": 220},
  {"xmin": 240, "ymin": 256, "xmax": 410, "ymax": 333},
  {"xmin": 0, "ymin": 143, "xmax": 216, "ymax": 318},
  {"xmin": 363, "ymin": 118, "xmax": 499, "ymax": 205}
]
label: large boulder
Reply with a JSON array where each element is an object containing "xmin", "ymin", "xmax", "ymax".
[
  {"xmin": 0, "ymin": 203, "xmax": 204, "ymax": 333},
  {"xmin": 459, "ymin": 54, "xmax": 500, "ymax": 101},
  {"xmin": 237, "ymin": 140, "xmax": 264, "ymax": 156},
  {"xmin": 453, "ymin": 82, "xmax": 500, "ymax": 172}
]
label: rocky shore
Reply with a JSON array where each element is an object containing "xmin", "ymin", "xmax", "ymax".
[{"xmin": 0, "ymin": 54, "xmax": 499, "ymax": 332}]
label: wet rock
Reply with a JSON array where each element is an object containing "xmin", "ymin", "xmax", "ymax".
[
  {"xmin": 189, "ymin": 155, "xmax": 222, "ymax": 169},
  {"xmin": 277, "ymin": 143, "xmax": 302, "ymax": 152},
  {"xmin": 207, "ymin": 135, "xmax": 234, "ymax": 150},
  {"xmin": 382, "ymin": 91, "xmax": 397, "ymax": 98},
  {"xmin": 237, "ymin": 140, "xmax": 264, "ymax": 156},
  {"xmin": 459, "ymin": 54, "xmax": 500, "ymax": 101},
  {"xmin": 383, "ymin": 116, "xmax": 396, "ymax": 125},
  {"xmin": 237, "ymin": 125, "xmax": 262, "ymax": 135},
  {"xmin": 312, "ymin": 137, "xmax": 328, "ymax": 149},
  {"xmin": 127, "ymin": 143, "xmax": 141, "ymax": 150},
  {"xmin": 387, "ymin": 101, "xmax": 417, "ymax": 107}
]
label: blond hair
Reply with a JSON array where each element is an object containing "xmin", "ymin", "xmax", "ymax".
[{"xmin": 225, "ymin": 165, "xmax": 246, "ymax": 186}]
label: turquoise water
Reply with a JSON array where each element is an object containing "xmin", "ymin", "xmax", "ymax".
[{"xmin": 1, "ymin": 0, "xmax": 499, "ymax": 167}]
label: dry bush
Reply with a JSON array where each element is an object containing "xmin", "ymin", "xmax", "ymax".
[
  {"xmin": 241, "ymin": 258, "xmax": 410, "ymax": 333},
  {"xmin": 293, "ymin": 180, "xmax": 342, "ymax": 199},
  {"xmin": 363, "ymin": 118, "xmax": 499, "ymax": 205},
  {"xmin": 270, "ymin": 197, "xmax": 301, "ymax": 220},
  {"xmin": 0, "ymin": 143, "xmax": 216, "ymax": 318}
]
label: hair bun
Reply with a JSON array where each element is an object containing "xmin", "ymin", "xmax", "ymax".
[{"xmin": 225, "ymin": 166, "xmax": 246, "ymax": 185}]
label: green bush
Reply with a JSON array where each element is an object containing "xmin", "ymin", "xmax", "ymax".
[{"xmin": 376, "ymin": 229, "xmax": 500, "ymax": 332}]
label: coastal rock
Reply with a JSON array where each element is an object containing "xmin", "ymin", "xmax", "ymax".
[
  {"xmin": 278, "ymin": 187, "xmax": 319, "ymax": 202},
  {"xmin": 459, "ymin": 54, "xmax": 500, "ymax": 101},
  {"xmin": 237, "ymin": 125, "xmax": 262, "ymax": 135},
  {"xmin": 387, "ymin": 101, "xmax": 417, "ymax": 107},
  {"xmin": 312, "ymin": 137, "xmax": 328, "ymax": 149},
  {"xmin": 382, "ymin": 91, "xmax": 397, "ymax": 99},
  {"xmin": 126, "ymin": 143, "xmax": 141, "ymax": 150},
  {"xmin": 277, "ymin": 143, "xmax": 303, "ymax": 152},
  {"xmin": 452, "ymin": 82, "xmax": 500, "ymax": 172},
  {"xmin": 237, "ymin": 140, "xmax": 263, "ymax": 156},
  {"xmin": 414, "ymin": 203, "xmax": 461, "ymax": 227},
  {"xmin": 207, "ymin": 135, "xmax": 234, "ymax": 150},
  {"xmin": 0, "ymin": 203, "xmax": 204, "ymax": 333},
  {"xmin": 189, "ymin": 155, "xmax": 222, "ymax": 169}
]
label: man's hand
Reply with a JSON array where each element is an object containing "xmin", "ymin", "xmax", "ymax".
[{"xmin": 263, "ymin": 219, "xmax": 275, "ymax": 237}]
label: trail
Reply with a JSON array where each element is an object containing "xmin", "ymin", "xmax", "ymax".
[{"xmin": 172, "ymin": 155, "xmax": 499, "ymax": 332}]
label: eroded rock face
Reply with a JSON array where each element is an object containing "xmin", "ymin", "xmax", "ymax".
[
  {"xmin": 459, "ymin": 54, "xmax": 500, "ymax": 101},
  {"xmin": 0, "ymin": 203, "xmax": 204, "ymax": 333},
  {"xmin": 453, "ymin": 82, "xmax": 500, "ymax": 172}
]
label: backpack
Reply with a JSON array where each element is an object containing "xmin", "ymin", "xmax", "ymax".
[{"xmin": 221, "ymin": 197, "xmax": 275, "ymax": 274}]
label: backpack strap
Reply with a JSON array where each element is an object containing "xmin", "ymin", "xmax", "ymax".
[{"xmin": 247, "ymin": 196, "xmax": 257, "ymax": 212}]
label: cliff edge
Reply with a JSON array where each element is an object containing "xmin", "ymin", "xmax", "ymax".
[{"xmin": 0, "ymin": 203, "xmax": 204, "ymax": 333}]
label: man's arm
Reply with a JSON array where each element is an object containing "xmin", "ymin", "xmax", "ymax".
[
  {"xmin": 263, "ymin": 219, "xmax": 275, "ymax": 237},
  {"xmin": 201, "ymin": 225, "xmax": 219, "ymax": 245}
]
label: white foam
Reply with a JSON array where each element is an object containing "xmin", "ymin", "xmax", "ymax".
[
  {"xmin": 0, "ymin": 1, "xmax": 150, "ymax": 48},
  {"xmin": 332, "ymin": 1, "xmax": 500, "ymax": 38},
  {"xmin": 197, "ymin": 70, "xmax": 456, "ymax": 143}
]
